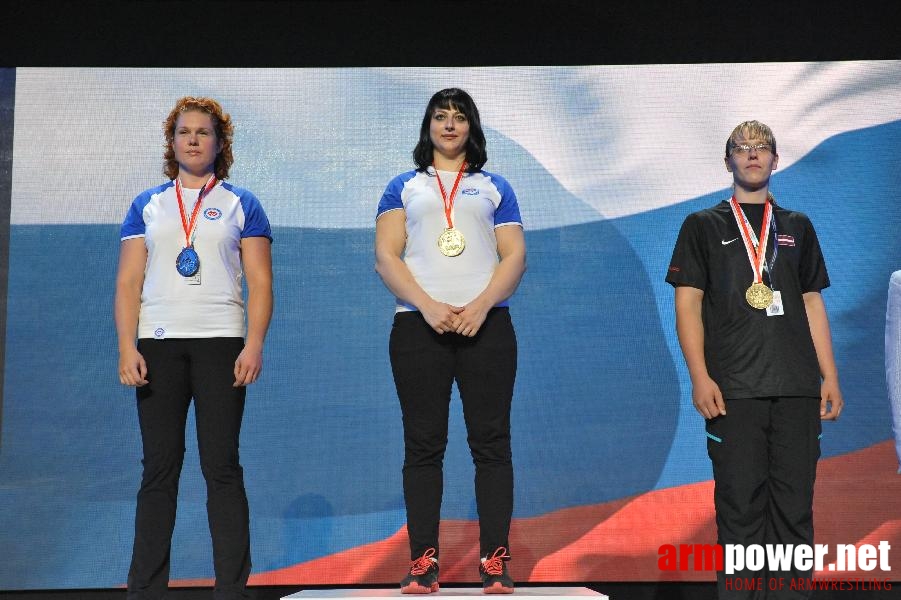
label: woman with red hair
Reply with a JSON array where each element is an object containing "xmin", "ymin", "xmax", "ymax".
[{"xmin": 115, "ymin": 96, "xmax": 273, "ymax": 600}]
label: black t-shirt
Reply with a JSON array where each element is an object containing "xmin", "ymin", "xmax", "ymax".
[{"xmin": 665, "ymin": 200, "xmax": 830, "ymax": 399}]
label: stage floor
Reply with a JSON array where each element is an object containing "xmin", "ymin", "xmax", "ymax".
[{"xmin": 284, "ymin": 587, "xmax": 607, "ymax": 599}]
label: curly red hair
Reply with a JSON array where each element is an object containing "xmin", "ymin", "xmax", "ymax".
[{"xmin": 163, "ymin": 96, "xmax": 234, "ymax": 180}]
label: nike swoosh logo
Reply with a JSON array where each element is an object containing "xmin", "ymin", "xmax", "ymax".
[{"xmin": 722, "ymin": 238, "xmax": 739, "ymax": 245}]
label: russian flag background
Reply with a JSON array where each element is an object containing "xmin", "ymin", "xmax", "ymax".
[{"xmin": 1, "ymin": 63, "xmax": 899, "ymax": 588}]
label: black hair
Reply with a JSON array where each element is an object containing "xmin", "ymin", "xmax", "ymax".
[{"xmin": 412, "ymin": 88, "xmax": 487, "ymax": 172}]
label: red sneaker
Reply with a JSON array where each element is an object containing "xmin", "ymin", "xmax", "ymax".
[
  {"xmin": 400, "ymin": 547, "xmax": 439, "ymax": 594},
  {"xmin": 480, "ymin": 547, "xmax": 514, "ymax": 594}
]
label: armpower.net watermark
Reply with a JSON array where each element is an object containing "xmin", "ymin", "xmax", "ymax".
[{"xmin": 658, "ymin": 542, "xmax": 893, "ymax": 592}]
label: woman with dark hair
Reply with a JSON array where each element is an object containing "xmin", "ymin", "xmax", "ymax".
[
  {"xmin": 375, "ymin": 88, "xmax": 526, "ymax": 594},
  {"xmin": 116, "ymin": 96, "xmax": 273, "ymax": 600}
]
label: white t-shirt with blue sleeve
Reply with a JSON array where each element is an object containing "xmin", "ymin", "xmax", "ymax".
[
  {"xmin": 121, "ymin": 180, "xmax": 272, "ymax": 339},
  {"xmin": 376, "ymin": 168, "xmax": 522, "ymax": 312}
]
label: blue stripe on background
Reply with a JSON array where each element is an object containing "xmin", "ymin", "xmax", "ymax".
[{"xmin": 0, "ymin": 120, "xmax": 898, "ymax": 588}]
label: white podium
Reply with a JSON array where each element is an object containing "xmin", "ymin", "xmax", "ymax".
[{"xmin": 283, "ymin": 588, "xmax": 607, "ymax": 599}]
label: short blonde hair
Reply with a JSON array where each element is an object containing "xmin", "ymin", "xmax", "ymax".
[
  {"xmin": 163, "ymin": 96, "xmax": 234, "ymax": 180},
  {"xmin": 726, "ymin": 120, "xmax": 777, "ymax": 158}
]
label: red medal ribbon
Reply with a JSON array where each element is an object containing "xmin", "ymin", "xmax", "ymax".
[
  {"xmin": 729, "ymin": 196, "xmax": 773, "ymax": 285},
  {"xmin": 175, "ymin": 175, "xmax": 217, "ymax": 248},
  {"xmin": 434, "ymin": 161, "xmax": 468, "ymax": 229}
]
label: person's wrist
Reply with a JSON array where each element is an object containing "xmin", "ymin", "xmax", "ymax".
[
  {"xmin": 243, "ymin": 339, "xmax": 264, "ymax": 352},
  {"xmin": 416, "ymin": 296, "xmax": 439, "ymax": 313},
  {"xmin": 470, "ymin": 295, "xmax": 493, "ymax": 313},
  {"xmin": 688, "ymin": 368, "xmax": 711, "ymax": 382}
]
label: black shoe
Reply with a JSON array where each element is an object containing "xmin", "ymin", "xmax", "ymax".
[
  {"xmin": 400, "ymin": 547, "xmax": 439, "ymax": 594},
  {"xmin": 480, "ymin": 547, "xmax": 514, "ymax": 594}
]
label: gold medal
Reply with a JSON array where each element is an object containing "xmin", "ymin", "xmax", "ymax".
[
  {"xmin": 745, "ymin": 282, "xmax": 774, "ymax": 309},
  {"xmin": 434, "ymin": 161, "xmax": 468, "ymax": 258},
  {"xmin": 438, "ymin": 227, "xmax": 466, "ymax": 257},
  {"xmin": 730, "ymin": 198, "xmax": 776, "ymax": 311}
]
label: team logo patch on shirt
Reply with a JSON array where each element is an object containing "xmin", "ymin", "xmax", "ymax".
[
  {"xmin": 154, "ymin": 327, "xmax": 165, "ymax": 339},
  {"xmin": 461, "ymin": 188, "xmax": 479, "ymax": 195},
  {"xmin": 203, "ymin": 207, "xmax": 223, "ymax": 220},
  {"xmin": 777, "ymin": 234, "xmax": 796, "ymax": 247}
]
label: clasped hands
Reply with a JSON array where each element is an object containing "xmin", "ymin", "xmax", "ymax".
[{"xmin": 422, "ymin": 299, "xmax": 490, "ymax": 337}]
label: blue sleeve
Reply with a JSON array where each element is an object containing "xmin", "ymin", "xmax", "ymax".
[
  {"xmin": 376, "ymin": 172, "xmax": 414, "ymax": 220},
  {"xmin": 492, "ymin": 175, "xmax": 522, "ymax": 227},
  {"xmin": 120, "ymin": 192, "xmax": 151, "ymax": 240},
  {"xmin": 238, "ymin": 190, "xmax": 273, "ymax": 242}
]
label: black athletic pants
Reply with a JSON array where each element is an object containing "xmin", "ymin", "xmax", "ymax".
[
  {"xmin": 127, "ymin": 337, "xmax": 251, "ymax": 600},
  {"xmin": 706, "ymin": 396, "xmax": 821, "ymax": 600},
  {"xmin": 389, "ymin": 307, "xmax": 517, "ymax": 561}
]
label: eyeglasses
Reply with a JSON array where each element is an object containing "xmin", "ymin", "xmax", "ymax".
[{"xmin": 731, "ymin": 143, "xmax": 773, "ymax": 156}]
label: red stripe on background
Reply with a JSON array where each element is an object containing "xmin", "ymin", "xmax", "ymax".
[{"xmin": 168, "ymin": 440, "xmax": 899, "ymax": 586}]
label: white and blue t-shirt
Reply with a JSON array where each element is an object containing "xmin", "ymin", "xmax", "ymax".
[
  {"xmin": 377, "ymin": 168, "xmax": 522, "ymax": 311},
  {"xmin": 121, "ymin": 180, "xmax": 272, "ymax": 339}
]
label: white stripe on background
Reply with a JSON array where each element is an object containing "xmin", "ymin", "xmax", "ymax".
[{"xmin": 11, "ymin": 62, "xmax": 901, "ymax": 227}]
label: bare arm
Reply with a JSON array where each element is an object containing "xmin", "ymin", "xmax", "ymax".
[
  {"xmin": 115, "ymin": 238, "xmax": 148, "ymax": 386},
  {"xmin": 374, "ymin": 210, "xmax": 460, "ymax": 334},
  {"xmin": 803, "ymin": 291, "xmax": 843, "ymax": 419},
  {"xmin": 234, "ymin": 236, "xmax": 273, "ymax": 387},
  {"xmin": 674, "ymin": 285, "xmax": 726, "ymax": 418},
  {"xmin": 454, "ymin": 225, "xmax": 526, "ymax": 337}
]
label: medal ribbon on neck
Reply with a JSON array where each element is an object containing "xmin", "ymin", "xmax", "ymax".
[
  {"xmin": 729, "ymin": 196, "xmax": 773, "ymax": 286},
  {"xmin": 434, "ymin": 161, "xmax": 468, "ymax": 229},
  {"xmin": 175, "ymin": 175, "xmax": 217, "ymax": 248}
]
